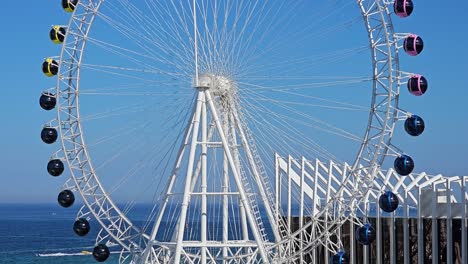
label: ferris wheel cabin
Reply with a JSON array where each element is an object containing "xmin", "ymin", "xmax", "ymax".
[
  {"xmin": 62, "ymin": 0, "xmax": 78, "ymax": 12},
  {"xmin": 93, "ymin": 244, "xmax": 110, "ymax": 262},
  {"xmin": 49, "ymin": 26, "xmax": 66, "ymax": 44},
  {"xmin": 356, "ymin": 224, "xmax": 377, "ymax": 246},
  {"xmin": 404, "ymin": 34, "xmax": 424, "ymax": 56},
  {"xmin": 405, "ymin": 115, "xmax": 425, "ymax": 136},
  {"xmin": 408, "ymin": 75, "xmax": 428, "ymax": 96},
  {"xmin": 47, "ymin": 159, "xmax": 64, "ymax": 177},
  {"xmin": 73, "ymin": 218, "xmax": 91, "ymax": 237},
  {"xmin": 39, "ymin": 92, "xmax": 56, "ymax": 110},
  {"xmin": 331, "ymin": 251, "xmax": 350, "ymax": 264},
  {"xmin": 42, "ymin": 58, "xmax": 59, "ymax": 77},
  {"xmin": 394, "ymin": 0, "xmax": 414, "ymax": 18},
  {"xmin": 41, "ymin": 127, "xmax": 58, "ymax": 144},
  {"xmin": 57, "ymin": 190, "xmax": 75, "ymax": 208},
  {"xmin": 379, "ymin": 191, "xmax": 400, "ymax": 213},
  {"xmin": 394, "ymin": 155, "xmax": 415, "ymax": 176}
]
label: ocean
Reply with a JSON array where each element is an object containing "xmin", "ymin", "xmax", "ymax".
[
  {"xmin": 0, "ymin": 204, "xmax": 120, "ymax": 264},
  {"xmin": 0, "ymin": 201, "xmax": 421, "ymax": 263},
  {"xmin": 0, "ymin": 203, "xmax": 274, "ymax": 264}
]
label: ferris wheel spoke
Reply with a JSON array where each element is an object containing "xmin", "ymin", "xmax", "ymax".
[
  {"xmin": 244, "ymin": 97, "xmax": 367, "ymax": 112},
  {"xmin": 91, "ymin": 19, "xmax": 190, "ymax": 72},
  {"xmin": 213, "ymin": 0, "xmax": 262, "ymax": 68},
  {"xmin": 246, "ymin": 101, "xmax": 362, "ymax": 144},
  {"xmin": 106, "ymin": 129, "xmax": 185, "ymax": 197},
  {"xmin": 82, "ymin": 80, "xmax": 185, "ymax": 93},
  {"xmin": 241, "ymin": 89, "xmax": 364, "ymax": 143},
  {"xmin": 243, "ymin": 100, "xmax": 360, "ymax": 145},
  {"xmin": 239, "ymin": 110, "xmax": 299, "ymax": 159},
  {"xmin": 79, "ymin": 82, "xmax": 193, "ymax": 101},
  {"xmin": 79, "ymin": 92, "xmax": 191, "ymax": 125},
  {"xmin": 80, "ymin": 63, "xmax": 187, "ymax": 78},
  {"xmin": 95, "ymin": 10, "xmax": 193, "ymax": 73},
  {"xmin": 79, "ymin": 102, "xmax": 150, "ymax": 122},
  {"xmin": 226, "ymin": 1, "xmax": 287, "ymax": 71},
  {"xmin": 80, "ymin": 91, "xmax": 190, "ymax": 97},
  {"xmin": 244, "ymin": 19, "xmax": 368, "ymax": 73},
  {"xmin": 196, "ymin": 0, "xmax": 230, "ymax": 74},
  {"xmin": 241, "ymin": 16, "xmax": 363, "ymax": 70},
  {"xmin": 87, "ymin": 101, "xmax": 193, "ymax": 201},
  {"xmin": 115, "ymin": 0, "xmax": 193, "ymax": 56},
  {"xmin": 238, "ymin": 77, "xmax": 371, "ymax": 91},
  {"xmin": 76, "ymin": 67, "xmax": 177, "ymax": 83},
  {"xmin": 243, "ymin": 86, "xmax": 370, "ymax": 111},
  {"xmin": 86, "ymin": 121, "xmax": 152, "ymax": 148},
  {"xmin": 240, "ymin": 100, "xmax": 338, "ymax": 160},
  {"xmin": 239, "ymin": 99, "xmax": 364, "ymax": 170},
  {"xmin": 240, "ymin": 99, "xmax": 340, "ymax": 162},
  {"xmin": 241, "ymin": 46, "xmax": 369, "ymax": 76},
  {"xmin": 86, "ymin": 37, "xmax": 191, "ymax": 75},
  {"xmin": 194, "ymin": 0, "xmax": 270, "ymax": 74},
  {"xmin": 240, "ymin": 75, "xmax": 369, "ymax": 81}
]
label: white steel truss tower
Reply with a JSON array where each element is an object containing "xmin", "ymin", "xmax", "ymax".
[{"xmin": 139, "ymin": 74, "xmax": 288, "ymax": 263}]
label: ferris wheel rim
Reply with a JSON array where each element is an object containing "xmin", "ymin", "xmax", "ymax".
[
  {"xmin": 52, "ymin": 0, "xmax": 404, "ymax": 260},
  {"xmin": 55, "ymin": 1, "xmax": 146, "ymax": 252},
  {"xmin": 277, "ymin": 0, "xmax": 405, "ymax": 257}
]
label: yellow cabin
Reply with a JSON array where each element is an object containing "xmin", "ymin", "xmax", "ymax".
[
  {"xmin": 42, "ymin": 58, "xmax": 59, "ymax": 77},
  {"xmin": 50, "ymin": 26, "xmax": 66, "ymax": 44},
  {"xmin": 62, "ymin": 0, "xmax": 78, "ymax": 13}
]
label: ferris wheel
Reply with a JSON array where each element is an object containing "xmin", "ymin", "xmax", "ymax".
[{"xmin": 39, "ymin": 0, "xmax": 427, "ymax": 263}]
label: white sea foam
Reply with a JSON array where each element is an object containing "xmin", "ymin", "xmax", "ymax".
[
  {"xmin": 36, "ymin": 251, "xmax": 119, "ymax": 257},
  {"xmin": 36, "ymin": 252, "xmax": 88, "ymax": 257}
]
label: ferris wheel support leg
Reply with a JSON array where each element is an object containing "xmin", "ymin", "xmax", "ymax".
[
  {"xmin": 173, "ymin": 89, "xmax": 205, "ymax": 264},
  {"xmin": 222, "ymin": 111, "xmax": 230, "ymax": 263},
  {"xmin": 222, "ymin": 148, "xmax": 229, "ymax": 263},
  {"xmin": 165, "ymin": 121, "xmax": 216, "ymax": 242},
  {"xmin": 188, "ymin": 124, "xmax": 216, "ymax": 194},
  {"xmin": 200, "ymin": 94, "xmax": 208, "ymax": 264},
  {"xmin": 229, "ymin": 111, "xmax": 249, "ymax": 242},
  {"xmin": 168, "ymin": 121, "xmax": 214, "ymax": 245},
  {"xmin": 139, "ymin": 98, "xmax": 199, "ymax": 263},
  {"xmin": 231, "ymin": 108, "xmax": 282, "ymax": 242},
  {"xmin": 204, "ymin": 90, "xmax": 270, "ymax": 263}
]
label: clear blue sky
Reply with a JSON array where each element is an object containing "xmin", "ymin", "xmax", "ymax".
[{"xmin": 0, "ymin": 1, "xmax": 467, "ymax": 203}]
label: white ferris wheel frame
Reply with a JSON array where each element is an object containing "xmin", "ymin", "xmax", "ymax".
[{"xmin": 52, "ymin": 0, "xmax": 414, "ymax": 262}]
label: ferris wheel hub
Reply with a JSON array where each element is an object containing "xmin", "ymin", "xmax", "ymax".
[{"xmin": 197, "ymin": 73, "xmax": 235, "ymax": 97}]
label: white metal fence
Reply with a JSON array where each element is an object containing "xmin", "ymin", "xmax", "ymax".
[{"xmin": 275, "ymin": 155, "xmax": 467, "ymax": 264}]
